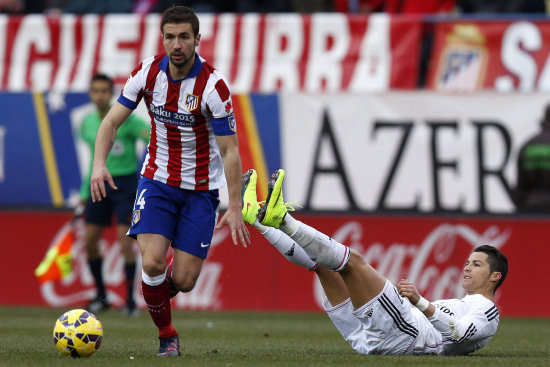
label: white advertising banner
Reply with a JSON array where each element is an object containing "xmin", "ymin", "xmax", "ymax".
[{"xmin": 280, "ymin": 91, "xmax": 547, "ymax": 213}]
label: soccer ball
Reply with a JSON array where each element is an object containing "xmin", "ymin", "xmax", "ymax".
[{"xmin": 53, "ymin": 309, "xmax": 103, "ymax": 357}]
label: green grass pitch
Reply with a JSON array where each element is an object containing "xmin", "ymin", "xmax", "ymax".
[{"xmin": 0, "ymin": 306, "xmax": 549, "ymax": 366}]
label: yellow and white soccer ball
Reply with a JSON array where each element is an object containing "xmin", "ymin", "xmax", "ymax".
[{"xmin": 53, "ymin": 308, "xmax": 103, "ymax": 357}]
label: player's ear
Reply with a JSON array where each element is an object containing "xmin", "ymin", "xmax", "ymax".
[
  {"xmin": 195, "ymin": 33, "xmax": 201, "ymax": 47},
  {"xmin": 490, "ymin": 271, "xmax": 502, "ymax": 283}
]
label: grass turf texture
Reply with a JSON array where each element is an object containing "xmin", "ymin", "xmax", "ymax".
[{"xmin": 0, "ymin": 306, "xmax": 549, "ymax": 367}]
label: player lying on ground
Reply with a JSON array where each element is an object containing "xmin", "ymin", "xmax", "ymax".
[{"xmin": 241, "ymin": 169, "xmax": 508, "ymax": 355}]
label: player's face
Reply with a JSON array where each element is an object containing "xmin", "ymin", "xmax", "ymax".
[
  {"xmin": 89, "ymin": 80, "xmax": 113, "ymax": 110},
  {"xmin": 162, "ymin": 23, "xmax": 200, "ymax": 69},
  {"xmin": 462, "ymin": 252, "xmax": 493, "ymax": 294}
]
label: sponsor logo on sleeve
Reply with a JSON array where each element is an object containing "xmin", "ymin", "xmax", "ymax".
[{"xmin": 228, "ymin": 113, "xmax": 236, "ymax": 132}]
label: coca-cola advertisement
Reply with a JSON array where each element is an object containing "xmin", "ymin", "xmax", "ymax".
[{"xmin": 2, "ymin": 210, "xmax": 546, "ymax": 316}]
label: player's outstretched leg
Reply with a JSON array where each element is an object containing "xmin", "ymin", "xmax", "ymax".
[
  {"xmin": 242, "ymin": 169, "xmax": 261, "ymax": 225},
  {"xmin": 242, "ymin": 169, "xmax": 317, "ymax": 270},
  {"xmin": 257, "ymin": 169, "xmax": 287, "ymax": 229},
  {"xmin": 257, "ymin": 169, "xmax": 349, "ymax": 271},
  {"xmin": 281, "ymin": 213, "xmax": 350, "ymax": 272}
]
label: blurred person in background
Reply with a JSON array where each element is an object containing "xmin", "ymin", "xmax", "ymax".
[
  {"xmin": 133, "ymin": 0, "xmax": 290, "ymax": 13},
  {"xmin": 79, "ymin": 73, "xmax": 150, "ymax": 316},
  {"xmin": 47, "ymin": 0, "xmax": 132, "ymax": 14},
  {"xmin": 456, "ymin": 0, "xmax": 546, "ymax": 13},
  {"xmin": 89, "ymin": 6, "xmax": 249, "ymax": 357},
  {"xmin": 0, "ymin": 0, "xmax": 48, "ymax": 13},
  {"xmin": 333, "ymin": 0, "xmax": 455, "ymax": 13},
  {"xmin": 513, "ymin": 104, "xmax": 550, "ymax": 213}
]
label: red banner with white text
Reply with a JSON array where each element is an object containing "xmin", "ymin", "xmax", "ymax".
[
  {"xmin": 428, "ymin": 19, "xmax": 550, "ymax": 92},
  {"xmin": 0, "ymin": 14, "xmax": 420, "ymax": 93},
  {"xmin": 1, "ymin": 210, "xmax": 546, "ymax": 316}
]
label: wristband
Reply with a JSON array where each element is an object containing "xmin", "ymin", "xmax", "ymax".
[{"xmin": 415, "ymin": 296, "xmax": 430, "ymax": 312}]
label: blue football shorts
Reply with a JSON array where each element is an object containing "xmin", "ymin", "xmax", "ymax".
[
  {"xmin": 128, "ymin": 176, "xmax": 220, "ymax": 259},
  {"xmin": 85, "ymin": 174, "xmax": 138, "ymax": 226}
]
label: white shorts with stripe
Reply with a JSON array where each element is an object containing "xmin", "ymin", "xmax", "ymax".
[{"xmin": 323, "ymin": 280, "xmax": 419, "ymax": 355}]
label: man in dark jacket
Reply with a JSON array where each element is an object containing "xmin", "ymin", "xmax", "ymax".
[{"xmin": 514, "ymin": 104, "xmax": 550, "ymax": 213}]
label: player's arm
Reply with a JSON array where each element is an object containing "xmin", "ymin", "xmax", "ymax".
[
  {"xmin": 78, "ymin": 117, "xmax": 94, "ymax": 201},
  {"xmin": 90, "ymin": 102, "xmax": 133, "ymax": 202},
  {"xmin": 427, "ymin": 303, "xmax": 496, "ymax": 343},
  {"xmin": 397, "ymin": 279, "xmax": 493, "ymax": 343},
  {"xmin": 397, "ymin": 279, "xmax": 436, "ymax": 317},
  {"xmin": 214, "ymin": 133, "xmax": 250, "ymax": 248}
]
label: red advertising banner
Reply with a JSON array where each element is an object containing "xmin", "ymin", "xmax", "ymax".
[
  {"xmin": 1, "ymin": 210, "xmax": 547, "ymax": 316},
  {"xmin": 428, "ymin": 19, "xmax": 550, "ymax": 92},
  {"xmin": 0, "ymin": 14, "xmax": 420, "ymax": 92}
]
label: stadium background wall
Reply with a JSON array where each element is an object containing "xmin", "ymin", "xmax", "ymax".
[
  {"xmin": 0, "ymin": 14, "xmax": 548, "ymax": 315},
  {"xmin": 0, "ymin": 210, "xmax": 546, "ymax": 316}
]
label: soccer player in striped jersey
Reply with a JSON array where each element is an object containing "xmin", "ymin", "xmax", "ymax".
[
  {"xmin": 90, "ymin": 6, "xmax": 250, "ymax": 357},
  {"xmin": 242, "ymin": 169, "xmax": 508, "ymax": 356}
]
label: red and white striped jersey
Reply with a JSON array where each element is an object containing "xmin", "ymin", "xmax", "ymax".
[{"xmin": 117, "ymin": 53, "xmax": 237, "ymax": 191}]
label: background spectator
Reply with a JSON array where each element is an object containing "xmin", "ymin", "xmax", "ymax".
[{"xmin": 513, "ymin": 104, "xmax": 550, "ymax": 213}]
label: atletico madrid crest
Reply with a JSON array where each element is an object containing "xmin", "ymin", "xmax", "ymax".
[
  {"xmin": 132, "ymin": 210, "xmax": 140, "ymax": 224},
  {"xmin": 185, "ymin": 93, "xmax": 199, "ymax": 111}
]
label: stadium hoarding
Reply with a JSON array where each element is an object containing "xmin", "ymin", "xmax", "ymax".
[
  {"xmin": 2, "ymin": 210, "xmax": 546, "ymax": 316},
  {"xmin": 0, "ymin": 90, "xmax": 546, "ymax": 213},
  {"xmin": 0, "ymin": 91, "xmax": 281, "ymax": 207},
  {"xmin": 428, "ymin": 18, "xmax": 550, "ymax": 92},
  {"xmin": 279, "ymin": 91, "xmax": 547, "ymax": 214},
  {"xmin": 0, "ymin": 13, "xmax": 420, "ymax": 93}
]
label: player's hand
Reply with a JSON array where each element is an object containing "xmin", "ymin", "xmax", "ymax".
[
  {"xmin": 215, "ymin": 204, "xmax": 250, "ymax": 248},
  {"xmin": 396, "ymin": 279, "xmax": 421, "ymax": 304},
  {"xmin": 90, "ymin": 165, "xmax": 117, "ymax": 202}
]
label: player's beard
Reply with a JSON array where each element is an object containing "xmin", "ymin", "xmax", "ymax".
[{"xmin": 169, "ymin": 51, "xmax": 193, "ymax": 69}]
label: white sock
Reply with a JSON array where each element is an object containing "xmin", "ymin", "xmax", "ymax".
[
  {"xmin": 260, "ymin": 227, "xmax": 318, "ymax": 271},
  {"xmin": 141, "ymin": 270, "xmax": 166, "ymax": 286},
  {"xmin": 282, "ymin": 216, "xmax": 350, "ymax": 271},
  {"xmin": 253, "ymin": 220, "xmax": 269, "ymax": 234},
  {"xmin": 280, "ymin": 213, "xmax": 299, "ymax": 236}
]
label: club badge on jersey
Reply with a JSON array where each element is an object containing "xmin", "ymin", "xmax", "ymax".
[
  {"xmin": 185, "ymin": 94, "xmax": 199, "ymax": 112},
  {"xmin": 132, "ymin": 210, "xmax": 140, "ymax": 224}
]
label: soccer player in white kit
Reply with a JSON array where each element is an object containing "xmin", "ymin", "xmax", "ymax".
[
  {"xmin": 90, "ymin": 6, "xmax": 250, "ymax": 357},
  {"xmin": 241, "ymin": 169, "xmax": 508, "ymax": 355}
]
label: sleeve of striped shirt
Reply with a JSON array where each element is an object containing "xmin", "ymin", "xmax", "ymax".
[
  {"xmin": 118, "ymin": 60, "xmax": 148, "ymax": 110},
  {"xmin": 206, "ymin": 74, "xmax": 236, "ymax": 135},
  {"xmin": 428, "ymin": 304, "xmax": 497, "ymax": 343}
]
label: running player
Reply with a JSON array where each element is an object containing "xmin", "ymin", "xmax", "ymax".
[
  {"xmin": 242, "ymin": 168, "xmax": 508, "ymax": 355},
  {"xmin": 79, "ymin": 73, "xmax": 150, "ymax": 316},
  {"xmin": 90, "ymin": 6, "xmax": 249, "ymax": 357}
]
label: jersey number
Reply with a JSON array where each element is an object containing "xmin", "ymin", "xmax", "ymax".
[{"xmin": 135, "ymin": 189, "xmax": 147, "ymax": 210}]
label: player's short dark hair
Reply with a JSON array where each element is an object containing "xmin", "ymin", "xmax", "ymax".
[
  {"xmin": 474, "ymin": 245, "xmax": 508, "ymax": 292},
  {"xmin": 161, "ymin": 6, "xmax": 199, "ymax": 37},
  {"xmin": 90, "ymin": 73, "xmax": 113, "ymax": 90}
]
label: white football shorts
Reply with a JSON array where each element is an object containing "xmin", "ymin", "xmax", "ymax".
[{"xmin": 323, "ymin": 280, "xmax": 419, "ymax": 355}]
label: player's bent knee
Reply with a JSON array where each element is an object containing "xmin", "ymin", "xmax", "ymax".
[
  {"xmin": 141, "ymin": 258, "xmax": 166, "ymax": 277},
  {"xmin": 172, "ymin": 270, "xmax": 200, "ymax": 292},
  {"xmin": 348, "ymin": 249, "xmax": 367, "ymax": 266},
  {"xmin": 173, "ymin": 277, "xmax": 197, "ymax": 293}
]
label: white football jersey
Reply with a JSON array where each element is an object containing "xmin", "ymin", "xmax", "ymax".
[
  {"xmin": 412, "ymin": 294, "xmax": 499, "ymax": 355},
  {"xmin": 118, "ymin": 53, "xmax": 237, "ymax": 191}
]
